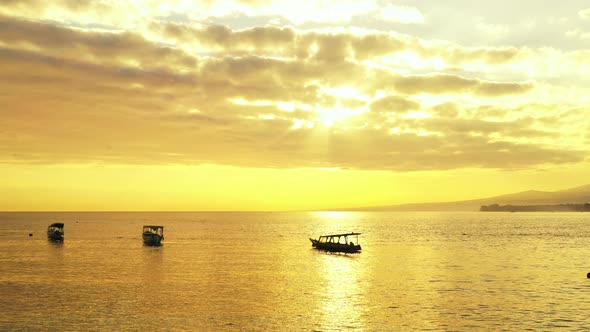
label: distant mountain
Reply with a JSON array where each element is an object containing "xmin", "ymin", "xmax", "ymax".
[{"xmin": 339, "ymin": 184, "xmax": 590, "ymax": 212}]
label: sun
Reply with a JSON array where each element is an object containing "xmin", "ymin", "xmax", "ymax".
[
  {"xmin": 314, "ymin": 86, "xmax": 370, "ymax": 126},
  {"xmin": 316, "ymin": 104, "xmax": 352, "ymax": 126}
]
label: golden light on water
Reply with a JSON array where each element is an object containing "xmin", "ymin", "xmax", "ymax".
[
  {"xmin": 314, "ymin": 211, "xmax": 351, "ymax": 219},
  {"xmin": 315, "ymin": 254, "xmax": 367, "ymax": 330},
  {"xmin": 4, "ymin": 212, "xmax": 590, "ymax": 330}
]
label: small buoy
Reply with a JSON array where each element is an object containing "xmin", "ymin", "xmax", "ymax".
[
  {"xmin": 587, "ymin": 272, "xmax": 590, "ymax": 279},
  {"xmin": 29, "ymin": 233, "xmax": 33, "ymax": 236}
]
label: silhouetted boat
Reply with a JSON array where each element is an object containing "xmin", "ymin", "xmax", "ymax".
[
  {"xmin": 310, "ymin": 232, "xmax": 361, "ymax": 253},
  {"xmin": 142, "ymin": 225, "xmax": 164, "ymax": 246},
  {"xmin": 47, "ymin": 223, "xmax": 64, "ymax": 242}
]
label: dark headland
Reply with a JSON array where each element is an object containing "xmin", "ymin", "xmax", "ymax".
[
  {"xmin": 480, "ymin": 203, "xmax": 590, "ymax": 212},
  {"xmin": 333, "ymin": 184, "xmax": 590, "ymax": 212}
]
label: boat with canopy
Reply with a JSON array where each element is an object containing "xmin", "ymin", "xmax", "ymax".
[
  {"xmin": 47, "ymin": 223, "xmax": 64, "ymax": 242},
  {"xmin": 309, "ymin": 232, "xmax": 361, "ymax": 253},
  {"xmin": 142, "ymin": 225, "xmax": 164, "ymax": 246}
]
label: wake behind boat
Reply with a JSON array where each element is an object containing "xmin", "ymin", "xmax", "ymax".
[
  {"xmin": 142, "ymin": 225, "xmax": 164, "ymax": 246},
  {"xmin": 310, "ymin": 232, "xmax": 361, "ymax": 253},
  {"xmin": 47, "ymin": 223, "xmax": 64, "ymax": 242}
]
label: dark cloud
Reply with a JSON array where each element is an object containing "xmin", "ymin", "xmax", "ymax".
[
  {"xmin": 158, "ymin": 22, "xmax": 295, "ymax": 53},
  {"xmin": 392, "ymin": 74, "xmax": 474, "ymax": 94},
  {"xmin": 388, "ymin": 73, "xmax": 533, "ymax": 96},
  {"xmin": 414, "ymin": 117, "xmax": 558, "ymax": 139},
  {"xmin": 152, "ymin": 20, "xmax": 530, "ymax": 67},
  {"xmin": 370, "ymin": 95, "xmax": 419, "ymax": 113},
  {"xmin": 475, "ymin": 81, "xmax": 533, "ymax": 96},
  {"xmin": 430, "ymin": 102, "xmax": 459, "ymax": 117},
  {"xmin": 439, "ymin": 46, "xmax": 524, "ymax": 65},
  {"xmin": 351, "ymin": 33, "xmax": 407, "ymax": 59},
  {"xmin": 0, "ymin": 15, "xmax": 197, "ymax": 69}
]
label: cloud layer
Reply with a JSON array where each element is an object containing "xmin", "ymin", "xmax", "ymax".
[{"xmin": 0, "ymin": 2, "xmax": 589, "ymax": 172}]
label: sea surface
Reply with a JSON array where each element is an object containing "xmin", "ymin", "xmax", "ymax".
[{"xmin": 1, "ymin": 211, "xmax": 589, "ymax": 331}]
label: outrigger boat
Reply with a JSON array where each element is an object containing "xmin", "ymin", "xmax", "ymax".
[
  {"xmin": 47, "ymin": 223, "xmax": 64, "ymax": 242},
  {"xmin": 142, "ymin": 225, "xmax": 164, "ymax": 246},
  {"xmin": 310, "ymin": 232, "xmax": 361, "ymax": 253}
]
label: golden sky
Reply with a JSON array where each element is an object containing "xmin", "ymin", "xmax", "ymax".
[{"xmin": 1, "ymin": 0, "xmax": 589, "ymax": 211}]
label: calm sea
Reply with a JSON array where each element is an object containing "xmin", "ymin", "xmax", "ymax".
[{"xmin": 1, "ymin": 211, "xmax": 589, "ymax": 331}]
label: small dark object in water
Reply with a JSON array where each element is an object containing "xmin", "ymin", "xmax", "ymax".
[
  {"xmin": 587, "ymin": 272, "xmax": 590, "ymax": 279},
  {"xmin": 29, "ymin": 233, "xmax": 33, "ymax": 237}
]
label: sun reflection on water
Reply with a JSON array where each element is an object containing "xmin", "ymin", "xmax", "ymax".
[
  {"xmin": 314, "ymin": 253, "xmax": 368, "ymax": 331},
  {"xmin": 314, "ymin": 211, "xmax": 351, "ymax": 219}
]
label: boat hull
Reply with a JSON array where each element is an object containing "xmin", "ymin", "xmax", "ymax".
[
  {"xmin": 143, "ymin": 233, "xmax": 163, "ymax": 246},
  {"xmin": 47, "ymin": 232, "xmax": 64, "ymax": 242},
  {"xmin": 47, "ymin": 225, "xmax": 64, "ymax": 242},
  {"xmin": 310, "ymin": 238, "xmax": 361, "ymax": 253}
]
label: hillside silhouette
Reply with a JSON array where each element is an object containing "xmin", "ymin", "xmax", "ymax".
[{"xmin": 339, "ymin": 184, "xmax": 590, "ymax": 212}]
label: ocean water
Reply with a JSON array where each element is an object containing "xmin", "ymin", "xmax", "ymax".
[{"xmin": 1, "ymin": 211, "xmax": 589, "ymax": 331}]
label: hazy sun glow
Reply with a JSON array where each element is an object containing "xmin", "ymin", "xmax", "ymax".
[
  {"xmin": 315, "ymin": 103, "xmax": 363, "ymax": 126},
  {"xmin": 313, "ymin": 86, "xmax": 370, "ymax": 126}
]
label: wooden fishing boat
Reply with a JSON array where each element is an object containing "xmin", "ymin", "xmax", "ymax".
[
  {"xmin": 142, "ymin": 225, "xmax": 164, "ymax": 246},
  {"xmin": 47, "ymin": 223, "xmax": 64, "ymax": 242},
  {"xmin": 310, "ymin": 232, "xmax": 361, "ymax": 253}
]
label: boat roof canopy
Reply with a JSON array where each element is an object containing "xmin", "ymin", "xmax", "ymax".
[
  {"xmin": 49, "ymin": 223, "xmax": 64, "ymax": 228},
  {"xmin": 319, "ymin": 232, "xmax": 361, "ymax": 238},
  {"xmin": 143, "ymin": 225, "xmax": 164, "ymax": 229}
]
